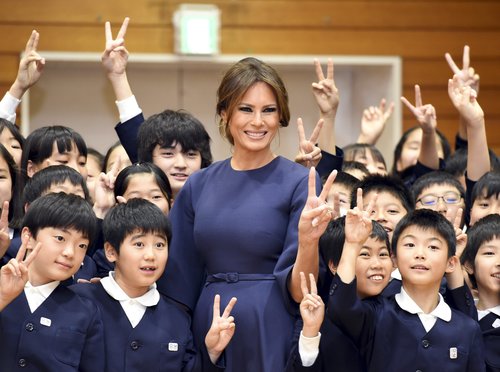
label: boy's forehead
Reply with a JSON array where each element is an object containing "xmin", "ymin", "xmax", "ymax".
[
  {"xmin": 399, "ymin": 225, "xmax": 444, "ymax": 242},
  {"xmin": 363, "ymin": 236, "xmax": 388, "ymax": 249},
  {"xmin": 366, "ymin": 190, "xmax": 403, "ymax": 205}
]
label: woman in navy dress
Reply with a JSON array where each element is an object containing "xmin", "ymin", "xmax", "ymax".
[{"xmin": 159, "ymin": 57, "xmax": 334, "ymax": 372}]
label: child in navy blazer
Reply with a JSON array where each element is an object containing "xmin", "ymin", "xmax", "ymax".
[
  {"xmin": 72, "ymin": 198, "xmax": 237, "ymax": 371},
  {"xmin": 329, "ymin": 207, "xmax": 485, "ymax": 371},
  {"xmin": 0, "ymin": 193, "xmax": 104, "ymax": 371}
]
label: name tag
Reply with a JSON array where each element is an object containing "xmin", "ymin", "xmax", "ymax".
[
  {"xmin": 40, "ymin": 317, "xmax": 51, "ymax": 327},
  {"xmin": 492, "ymin": 319, "xmax": 500, "ymax": 329},
  {"xmin": 168, "ymin": 342, "xmax": 178, "ymax": 352},
  {"xmin": 449, "ymin": 347, "xmax": 457, "ymax": 359}
]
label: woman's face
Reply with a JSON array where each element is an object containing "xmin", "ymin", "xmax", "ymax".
[
  {"xmin": 0, "ymin": 128, "xmax": 22, "ymax": 167},
  {"xmin": 224, "ymin": 82, "xmax": 280, "ymax": 159},
  {"xmin": 396, "ymin": 128, "xmax": 444, "ymax": 172}
]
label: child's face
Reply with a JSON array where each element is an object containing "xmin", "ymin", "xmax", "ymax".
[
  {"xmin": 26, "ymin": 227, "xmax": 89, "ymax": 286},
  {"xmin": 105, "ymin": 145, "xmax": 131, "ymax": 173},
  {"xmin": 30, "ymin": 142, "xmax": 87, "ymax": 180},
  {"xmin": 85, "ymin": 155, "xmax": 101, "ymax": 203},
  {"xmin": 355, "ymin": 237, "xmax": 393, "ymax": 298},
  {"xmin": 0, "ymin": 155, "xmax": 12, "ymax": 206},
  {"xmin": 416, "ymin": 184, "xmax": 464, "ymax": 219},
  {"xmin": 352, "ymin": 150, "xmax": 387, "ymax": 175},
  {"xmin": 122, "ymin": 173, "xmax": 170, "ymax": 215},
  {"xmin": 365, "ymin": 191, "xmax": 407, "ymax": 240},
  {"xmin": 327, "ymin": 183, "xmax": 351, "ymax": 217},
  {"xmin": 106, "ymin": 230, "xmax": 168, "ymax": 298},
  {"xmin": 470, "ymin": 192, "xmax": 500, "ymax": 226},
  {"xmin": 152, "ymin": 142, "xmax": 202, "ymax": 196},
  {"xmin": 395, "ymin": 225, "xmax": 453, "ymax": 289},
  {"xmin": 397, "ymin": 128, "xmax": 444, "ymax": 172},
  {"xmin": 0, "ymin": 128, "xmax": 22, "ymax": 167},
  {"xmin": 470, "ymin": 238, "xmax": 500, "ymax": 303}
]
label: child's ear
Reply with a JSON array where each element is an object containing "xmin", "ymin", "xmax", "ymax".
[
  {"xmin": 328, "ymin": 260, "xmax": 337, "ymax": 275},
  {"xmin": 463, "ymin": 260, "xmax": 474, "ymax": 275},
  {"xmin": 391, "ymin": 254, "xmax": 398, "ymax": 269},
  {"xmin": 26, "ymin": 160, "xmax": 39, "ymax": 178},
  {"xmin": 445, "ymin": 255, "xmax": 458, "ymax": 274},
  {"xmin": 21, "ymin": 227, "xmax": 34, "ymax": 251},
  {"xmin": 104, "ymin": 242, "xmax": 118, "ymax": 263}
]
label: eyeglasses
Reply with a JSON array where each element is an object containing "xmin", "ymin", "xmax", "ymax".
[{"xmin": 417, "ymin": 192, "xmax": 462, "ymax": 206}]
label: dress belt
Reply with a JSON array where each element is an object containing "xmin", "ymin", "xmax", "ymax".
[{"xmin": 206, "ymin": 272, "xmax": 276, "ymax": 283}]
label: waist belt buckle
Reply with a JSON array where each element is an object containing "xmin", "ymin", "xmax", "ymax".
[{"xmin": 226, "ymin": 273, "xmax": 239, "ymax": 283}]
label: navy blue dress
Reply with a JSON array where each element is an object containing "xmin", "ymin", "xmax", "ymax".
[{"xmin": 159, "ymin": 156, "xmax": 312, "ymax": 372}]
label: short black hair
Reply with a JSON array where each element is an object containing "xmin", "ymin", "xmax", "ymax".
[
  {"xmin": 137, "ymin": 109, "xmax": 212, "ymax": 169},
  {"xmin": 320, "ymin": 216, "xmax": 390, "ymax": 267},
  {"xmin": 461, "ymin": 214, "xmax": 500, "ymax": 288},
  {"xmin": 471, "ymin": 171, "xmax": 500, "ymax": 206},
  {"xmin": 342, "ymin": 161, "xmax": 369, "ymax": 179},
  {"xmin": 114, "ymin": 162, "xmax": 172, "ymax": 208},
  {"xmin": 411, "ymin": 171, "xmax": 465, "ymax": 204},
  {"xmin": 0, "ymin": 118, "xmax": 25, "ymax": 150},
  {"xmin": 350, "ymin": 174, "xmax": 414, "ymax": 212},
  {"xmin": 0, "ymin": 143, "xmax": 21, "ymax": 227},
  {"xmin": 343, "ymin": 143, "xmax": 386, "ymax": 169},
  {"xmin": 391, "ymin": 209, "xmax": 456, "ymax": 258},
  {"xmin": 321, "ymin": 171, "xmax": 358, "ymax": 190},
  {"xmin": 392, "ymin": 126, "xmax": 451, "ymax": 175},
  {"xmin": 21, "ymin": 125, "xmax": 87, "ymax": 173},
  {"xmin": 22, "ymin": 192, "xmax": 97, "ymax": 247},
  {"xmin": 23, "ymin": 165, "xmax": 90, "ymax": 205},
  {"xmin": 103, "ymin": 198, "xmax": 172, "ymax": 254}
]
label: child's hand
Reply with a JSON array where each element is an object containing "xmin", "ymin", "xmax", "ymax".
[
  {"xmin": 299, "ymin": 272, "xmax": 324, "ymax": 337},
  {"xmin": 358, "ymin": 99, "xmax": 395, "ymax": 144},
  {"xmin": 102, "ymin": 17, "xmax": 130, "ymax": 78},
  {"xmin": 294, "ymin": 118, "xmax": 323, "ymax": 169},
  {"xmin": 312, "ymin": 59, "xmax": 339, "ymax": 116},
  {"xmin": 93, "ymin": 157, "xmax": 121, "ymax": 218},
  {"xmin": 448, "ymin": 75, "xmax": 484, "ymax": 128},
  {"xmin": 0, "ymin": 235, "xmax": 41, "ymax": 310},
  {"xmin": 401, "ymin": 85, "xmax": 437, "ymax": 134},
  {"xmin": 447, "ymin": 208, "xmax": 467, "ymax": 258},
  {"xmin": 445, "ymin": 45, "xmax": 480, "ymax": 95},
  {"xmin": 205, "ymin": 295, "xmax": 237, "ymax": 364},
  {"xmin": 344, "ymin": 188, "xmax": 374, "ymax": 245},
  {"xmin": 0, "ymin": 201, "xmax": 11, "ymax": 258}
]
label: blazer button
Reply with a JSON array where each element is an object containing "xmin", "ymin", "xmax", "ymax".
[
  {"xmin": 130, "ymin": 341, "xmax": 140, "ymax": 350},
  {"xmin": 18, "ymin": 358, "xmax": 27, "ymax": 367},
  {"xmin": 422, "ymin": 339, "xmax": 430, "ymax": 348},
  {"xmin": 25, "ymin": 323, "xmax": 34, "ymax": 332}
]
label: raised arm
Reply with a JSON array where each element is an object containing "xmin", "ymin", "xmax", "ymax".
[
  {"xmin": 0, "ymin": 30, "xmax": 45, "ymax": 122},
  {"xmin": 448, "ymin": 75, "xmax": 488, "ymax": 181},
  {"xmin": 357, "ymin": 99, "xmax": 395, "ymax": 145},
  {"xmin": 401, "ymin": 85, "xmax": 439, "ymax": 170},
  {"xmin": 313, "ymin": 59, "xmax": 339, "ymax": 155}
]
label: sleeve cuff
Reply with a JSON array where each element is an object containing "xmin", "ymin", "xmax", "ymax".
[
  {"xmin": 0, "ymin": 92, "xmax": 21, "ymax": 123},
  {"xmin": 115, "ymin": 95, "xmax": 142, "ymax": 123},
  {"xmin": 298, "ymin": 330, "xmax": 321, "ymax": 367}
]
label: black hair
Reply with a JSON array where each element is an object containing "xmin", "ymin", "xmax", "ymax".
[
  {"xmin": 0, "ymin": 143, "xmax": 21, "ymax": 227},
  {"xmin": 114, "ymin": 162, "xmax": 173, "ymax": 209},
  {"xmin": 471, "ymin": 171, "xmax": 500, "ymax": 206},
  {"xmin": 391, "ymin": 209, "xmax": 456, "ymax": 258},
  {"xmin": 343, "ymin": 143, "xmax": 387, "ymax": 170},
  {"xmin": 103, "ymin": 198, "xmax": 172, "ymax": 254},
  {"xmin": 411, "ymin": 171, "xmax": 465, "ymax": 204},
  {"xmin": 350, "ymin": 174, "xmax": 414, "ymax": 213},
  {"xmin": 87, "ymin": 147, "xmax": 104, "ymax": 172},
  {"xmin": 23, "ymin": 165, "xmax": 90, "ymax": 205},
  {"xmin": 320, "ymin": 216, "xmax": 390, "ymax": 268},
  {"xmin": 322, "ymin": 171, "xmax": 358, "ymax": 192},
  {"xmin": 391, "ymin": 126, "xmax": 451, "ymax": 175},
  {"xmin": 461, "ymin": 214, "xmax": 500, "ymax": 288},
  {"xmin": 342, "ymin": 161, "xmax": 369, "ymax": 180},
  {"xmin": 22, "ymin": 192, "xmax": 97, "ymax": 247},
  {"xmin": 0, "ymin": 118, "xmax": 25, "ymax": 150},
  {"xmin": 137, "ymin": 109, "xmax": 212, "ymax": 169},
  {"xmin": 102, "ymin": 141, "xmax": 126, "ymax": 173},
  {"xmin": 445, "ymin": 147, "xmax": 500, "ymax": 179}
]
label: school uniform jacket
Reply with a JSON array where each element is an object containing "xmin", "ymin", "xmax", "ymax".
[
  {"xmin": 0, "ymin": 284, "xmax": 105, "ymax": 371},
  {"xmin": 327, "ymin": 276, "xmax": 486, "ymax": 372},
  {"xmin": 71, "ymin": 282, "xmax": 224, "ymax": 372},
  {"xmin": 479, "ymin": 312, "xmax": 500, "ymax": 372}
]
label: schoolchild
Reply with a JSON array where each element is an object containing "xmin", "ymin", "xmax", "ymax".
[
  {"xmin": 325, "ymin": 171, "xmax": 358, "ymax": 217},
  {"xmin": 461, "ymin": 214, "xmax": 500, "ymax": 371},
  {"xmin": 0, "ymin": 193, "xmax": 104, "ymax": 371},
  {"xmin": 469, "ymin": 172, "xmax": 500, "ymax": 226},
  {"xmin": 72, "ymin": 198, "xmax": 236, "ymax": 371},
  {"xmin": 328, "ymin": 208, "xmax": 485, "ymax": 371}
]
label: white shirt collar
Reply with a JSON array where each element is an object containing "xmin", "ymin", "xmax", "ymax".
[
  {"xmin": 101, "ymin": 272, "xmax": 160, "ymax": 328},
  {"xmin": 24, "ymin": 281, "xmax": 60, "ymax": 313},
  {"xmin": 391, "ymin": 268, "xmax": 402, "ymax": 280},
  {"xmin": 395, "ymin": 286, "xmax": 451, "ymax": 332},
  {"xmin": 478, "ymin": 305, "xmax": 500, "ymax": 321}
]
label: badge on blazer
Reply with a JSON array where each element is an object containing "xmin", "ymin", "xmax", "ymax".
[
  {"xmin": 40, "ymin": 317, "xmax": 51, "ymax": 327},
  {"xmin": 168, "ymin": 342, "xmax": 178, "ymax": 352},
  {"xmin": 449, "ymin": 347, "xmax": 458, "ymax": 359}
]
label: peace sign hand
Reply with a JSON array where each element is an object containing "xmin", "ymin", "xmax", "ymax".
[
  {"xmin": 344, "ymin": 188, "xmax": 375, "ymax": 245},
  {"xmin": 401, "ymin": 85, "xmax": 437, "ymax": 134},
  {"xmin": 445, "ymin": 45, "xmax": 480, "ymax": 95},
  {"xmin": 359, "ymin": 98, "xmax": 395, "ymax": 144},
  {"xmin": 299, "ymin": 272, "xmax": 324, "ymax": 337},
  {"xmin": 0, "ymin": 234, "xmax": 41, "ymax": 311},
  {"xmin": 295, "ymin": 118, "xmax": 323, "ymax": 169},
  {"xmin": 205, "ymin": 295, "xmax": 237, "ymax": 364},
  {"xmin": 102, "ymin": 17, "xmax": 130, "ymax": 77},
  {"xmin": 312, "ymin": 59, "xmax": 339, "ymax": 115}
]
